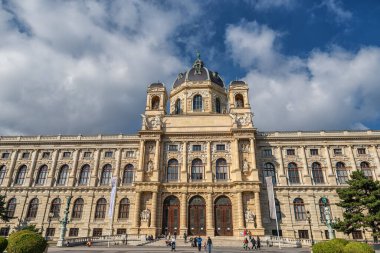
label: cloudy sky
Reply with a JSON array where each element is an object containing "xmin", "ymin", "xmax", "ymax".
[{"xmin": 1, "ymin": 0, "xmax": 380, "ymax": 135}]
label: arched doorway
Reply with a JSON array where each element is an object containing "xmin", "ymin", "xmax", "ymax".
[
  {"xmin": 214, "ymin": 196, "xmax": 233, "ymax": 236},
  {"xmin": 188, "ymin": 196, "xmax": 206, "ymax": 235},
  {"xmin": 162, "ymin": 196, "xmax": 180, "ymax": 235}
]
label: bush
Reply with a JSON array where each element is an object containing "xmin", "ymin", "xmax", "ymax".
[
  {"xmin": 0, "ymin": 237, "xmax": 8, "ymax": 253},
  {"xmin": 330, "ymin": 238, "xmax": 349, "ymax": 246},
  {"xmin": 312, "ymin": 240, "xmax": 346, "ymax": 253},
  {"xmin": 7, "ymin": 230, "xmax": 47, "ymax": 253},
  {"xmin": 344, "ymin": 242, "xmax": 375, "ymax": 253}
]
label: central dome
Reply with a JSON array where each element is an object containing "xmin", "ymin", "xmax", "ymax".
[{"xmin": 173, "ymin": 55, "xmax": 224, "ymax": 88}]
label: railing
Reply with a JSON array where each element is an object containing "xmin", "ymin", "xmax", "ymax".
[
  {"xmin": 63, "ymin": 234, "xmax": 144, "ymax": 247},
  {"xmin": 266, "ymin": 235, "xmax": 312, "ymax": 247}
]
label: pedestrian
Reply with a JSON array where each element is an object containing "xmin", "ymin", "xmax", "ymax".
[
  {"xmin": 197, "ymin": 236, "xmax": 203, "ymax": 252},
  {"xmin": 184, "ymin": 232, "xmax": 187, "ymax": 243},
  {"xmin": 243, "ymin": 237, "xmax": 249, "ymax": 250},
  {"xmin": 174, "ymin": 231, "xmax": 177, "ymax": 239},
  {"xmin": 206, "ymin": 236, "xmax": 212, "ymax": 253},
  {"xmin": 250, "ymin": 236, "xmax": 256, "ymax": 250},
  {"xmin": 256, "ymin": 236, "xmax": 261, "ymax": 250},
  {"xmin": 171, "ymin": 236, "xmax": 176, "ymax": 252},
  {"xmin": 266, "ymin": 239, "xmax": 269, "ymax": 247}
]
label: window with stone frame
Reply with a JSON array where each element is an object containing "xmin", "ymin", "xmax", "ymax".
[
  {"xmin": 92, "ymin": 228, "xmax": 102, "ymax": 236},
  {"xmin": 104, "ymin": 151, "xmax": 113, "ymax": 158},
  {"xmin": 123, "ymin": 164, "xmax": 134, "ymax": 185},
  {"xmin": 336, "ymin": 162, "xmax": 349, "ymax": 184},
  {"xmin": 83, "ymin": 151, "xmax": 92, "ymax": 158},
  {"xmin": 262, "ymin": 149, "xmax": 272, "ymax": 157},
  {"xmin": 193, "ymin": 94, "xmax": 203, "ymax": 111},
  {"xmin": 72, "ymin": 198, "xmax": 84, "ymax": 219},
  {"xmin": 192, "ymin": 145, "xmax": 202, "ymax": 151},
  {"xmin": 21, "ymin": 152, "xmax": 30, "ymax": 159},
  {"xmin": 50, "ymin": 198, "xmax": 61, "ymax": 218},
  {"xmin": 62, "ymin": 151, "xmax": 71, "ymax": 158},
  {"xmin": 118, "ymin": 198, "xmax": 130, "ymax": 219},
  {"xmin": 191, "ymin": 159, "xmax": 203, "ymax": 180},
  {"xmin": 298, "ymin": 230, "xmax": 309, "ymax": 239},
  {"xmin": 6, "ymin": 198, "xmax": 17, "ymax": 218},
  {"xmin": 352, "ymin": 231, "xmax": 363, "ymax": 240},
  {"xmin": 15, "ymin": 165, "xmax": 27, "ymax": 185},
  {"xmin": 360, "ymin": 162, "xmax": 373, "ymax": 180},
  {"xmin": 117, "ymin": 229, "xmax": 127, "ymax": 235},
  {"xmin": 35, "ymin": 165, "xmax": 48, "ymax": 185},
  {"xmin": 311, "ymin": 162, "xmax": 325, "ymax": 184},
  {"xmin": 42, "ymin": 152, "xmax": 50, "ymax": 159},
  {"xmin": 216, "ymin": 144, "xmax": 225, "ymax": 151},
  {"xmin": 45, "ymin": 228, "xmax": 55, "ymax": 237},
  {"xmin": 69, "ymin": 228, "xmax": 79, "ymax": 237},
  {"xmin": 0, "ymin": 227, "xmax": 9, "ymax": 236},
  {"xmin": 168, "ymin": 145, "xmax": 178, "ymax": 151},
  {"xmin": 100, "ymin": 164, "xmax": 112, "ymax": 185},
  {"xmin": 0, "ymin": 165, "xmax": 6, "ymax": 185},
  {"xmin": 95, "ymin": 198, "xmax": 107, "ymax": 219},
  {"xmin": 126, "ymin": 151, "xmax": 134, "ymax": 158},
  {"xmin": 288, "ymin": 163, "xmax": 300, "ymax": 184},
  {"xmin": 263, "ymin": 162, "xmax": 276, "ymax": 185},
  {"xmin": 310, "ymin": 149, "xmax": 319, "ymax": 156},
  {"xmin": 26, "ymin": 198, "xmax": 39, "ymax": 219},
  {"xmin": 293, "ymin": 198, "xmax": 306, "ymax": 221},
  {"xmin": 357, "ymin": 148, "xmax": 366, "ymax": 155},
  {"xmin": 57, "ymin": 165, "xmax": 68, "ymax": 185},
  {"xmin": 1, "ymin": 152, "xmax": 10, "ymax": 159},
  {"xmin": 286, "ymin": 149, "xmax": 295, "ymax": 156},
  {"xmin": 78, "ymin": 165, "xmax": 90, "ymax": 185},
  {"xmin": 216, "ymin": 158, "xmax": 228, "ymax": 180},
  {"xmin": 333, "ymin": 148, "xmax": 342, "ymax": 155},
  {"xmin": 167, "ymin": 159, "xmax": 179, "ymax": 181}
]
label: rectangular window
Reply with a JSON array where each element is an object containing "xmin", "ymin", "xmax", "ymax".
[
  {"xmin": 168, "ymin": 145, "xmax": 178, "ymax": 151},
  {"xmin": 192, "ymin": 145, "xmax": 202, "ymax": 151},
  {"xmin": 334, "ymin": 148, "xmax": 342, "ymax": 155},
  {"xmin": 263, "ymin": 149, "xmax": 272, "ymax": 157},
  {"xmin": 69, "ymin": 228, "xmax": 79, "ymax": 237},
  {"xmin": 0, "ymin": 227, "xmax": 9, "ymax": 236},
  {"xmin": 1, "ymin": 152, "xmax": 10, "ymax": 159},
  {"xmin": 352, "ymin": 231, "xmax": 363, "ymax": 240},
  {"xmin": 126, "ymin": 151, "xmax": 134, "ymax": 157},
  {"xmin": 324, "ymin": 230, "xmax": 336, "ymax": 239},
  {"xmin": 42, "ymin": 152, "xmax": 50, "ymax": 159},
  {"xmin": 216, "ymin": 144, "xmax": 225, "ymax": 151},
  {"xmin": 117, "ymin": 229, "xmax": 127, "ymax": 235},
  {"xmin": 310, "ymin": 149, "xmax": 318, "ymax": 156},
  {"xmin": 104, "ymin": 151, "xmax": 113, "ymax": 158},
  {"xmin": 286, "ymin": 149, "xmax": 295, "ymax": 156},
  {"xmin": 46, "ymin": 228, "xmax": 55, "ymax": 237},
  {"xmin": 298, "ymin": 230, "xmax": 309, "ymax": 239},
  {"xmin": 83, "ymin": 151, "xmax": 92, "ymax": 158},
  {"xmin": 22, "ymin": 152, "xmax": 30, "ymax": 159},
  {"xmin": 272, "ymin": 230, "xmax": 283, "ymax": 236},
  {"xmin": 93, "ymin": 228, "xmax": 102, "ymax": 237},
  {"xmin": 357, "ymin": 148, "xmax": 366, "ymax": 155},
  {"xmin": 63, "ymin": 152, "xmax": 71, "ymax": 158}
]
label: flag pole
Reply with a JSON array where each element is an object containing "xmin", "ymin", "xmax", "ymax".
[
  {"xmin": 108, "ymin": 177, "xmax": 117, "ymax": 248},
  {"xmin": 265, "ymin": 176, "xmax": 281, "ymax": 249},
  {"xmin": 271, "ymin": 180, "xmax": 281, "ymax": 249}
]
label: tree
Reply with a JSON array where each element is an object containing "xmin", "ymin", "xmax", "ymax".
[
  {"xmin": 0, "ymin": 195, "xmax": 11, "ymax": 222},
  {"xmin": 333, "ymin": 170, "xmax": 380, "ymax": 242}
]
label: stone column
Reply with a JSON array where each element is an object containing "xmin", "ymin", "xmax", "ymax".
[
  {"xmin": 151, "ymin": 192, "xmax": 157, "ymax": 229},
  {"xmin": 133, "ymin": 192, "xmax": 141, "ymax": 231},
  {"xmin": 277, "ymin": 146, "xmax": 287, "ymax": 185},
  {"xmin": 5, "ymin": 150, "xmax": 19, "ymax": 187},
  {"xmin": 237, "ymin": 192, "xmax": 244, "ymax": 230},
  {"xmin": 233, "ymin": 138, "xmax": 242, "ymax": 181},
  {"xmin": 180, "ymin": 193, "xmax": 187, "ymax": 234},
  {"xmin": 47, "ymin": 150, "xmax": 59, "ymax": 187},
  {"xmin": 206, "ymin": 193, "xmax": 214, "ymax": 236},
  {"xmin": 26, "ymin": 149, "xmax": 39, "ymax": 186},
  {"xmin": 206, "ymin": 142, "xmax": 212, "ymax": 182},
  {"xmin": 324, "ymin": 146, "xmax": 336, "ymax": 185},
  {"xmin": 300, "ymin": 146, "xmax": 311, "ymax": 184},
  {"xmin": 371, "ymin": 145, "xmax": 380, "ymax": 178},
  {"xmin": 254, "ymin": 192, "xmax": 263, "ymax": 229},
  {"xmin": 68, "ymin": 149, "xmax": 79, "ymax": 186},
  {"xmin": 153, "ymin": 140, "xmax": 160, "ymax": 181},
  {"xmin": 181, "ymin": 142, "xmax": 188, "ymax": 182},
  {"xmin": 137, "ymin": 141, "xmax": 145, "ymax": 182},
  {"xmin": 115, "ymin": 149, "xmax": 122, "ymax": 185},
  {"xmin": 90, "ymin": 149, "xmax": 100, "ymax": 186},
  {"xmin": 348, "ymin": 145, "xmax": 357, "ymax": 171}
]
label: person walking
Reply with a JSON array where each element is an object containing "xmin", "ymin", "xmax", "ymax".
[
  {"xmin": 174, "ymin": 231, "xmax": 177, "ymax": 239},
  {"xmin": 171, "ymin": 236, "xmax": 176, "ymax": 252},
  {"xmin": 243, "ymin": 237, "xmax": 249, "ymax": 250},
  {"xmin": 250, "ymin": 236, "xmax": 256, "ymax": 250},
  {"xmin": 184, "ymin": 232, "xmax": 187, "ymax": 243},
  {"xmin": 256, "ymin": 236, "xmax": 261, "ymax": 250},
  {"xmin": 197, "ymin": 236, "xmax": 203, "ymax": 252},
  {"xmin": 206, "ymin": 236, "xmax": 212, "ymax": 253}
]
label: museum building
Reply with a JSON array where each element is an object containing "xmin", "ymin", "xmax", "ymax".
[{"xmin": 0, "ymin": 56, "xmax": 380, "ymax": 241}]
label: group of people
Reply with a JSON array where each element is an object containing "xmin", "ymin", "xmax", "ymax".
[
  {"xmin": 243, "ymin": 235, "xmax": 261, "ymax": 250},
  {"xmin": 190, "ymin": 236, "xmax": 213, "ymax": 253}
]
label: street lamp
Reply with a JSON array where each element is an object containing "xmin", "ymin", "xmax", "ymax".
[
  {"xmin": 306, "ymin": 211, "xmax": 315, "ymax": 245},
  {"xmin": 46, "ymin": 212, "xmax": 54, "ymax": 240}
]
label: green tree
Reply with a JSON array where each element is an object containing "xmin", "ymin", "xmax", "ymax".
[
  {"xmin": 0, "ymin": 195, "xmax": 11, "ymax": 222},
  {"xmin": 333, "ymin": 171, "xmax": 380, "ymax": 242}
]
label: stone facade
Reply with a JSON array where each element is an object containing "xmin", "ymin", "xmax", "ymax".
[{"xmin": 0, "ymin": 57, "xmax": 379, "ymax": 241}]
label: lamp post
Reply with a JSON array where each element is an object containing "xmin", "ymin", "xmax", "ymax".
[
  {"xmin": 57, "ymin": 195, "xmax": 72, "ymax": 247},
  {"xmin": 320, "ymin": 196, "xmax": 335, "ymax": 239},
  {"xmin": 306, "ymin": 211, "xmax": 314, "ymax": 245},
  {"xmin": 46, "ymin": 212, "xmax": 54, "ymax": 240}
]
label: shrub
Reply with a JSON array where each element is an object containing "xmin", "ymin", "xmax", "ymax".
[
  {"xmin": 7, "ymin": 230, "xmax": 47, "ymax": 253},
  {"xmin": 0, "ymin": 237, "xmax": 8, "ymax": 253},
  {"xmin": 312, "ymin": 240, "xmax": 345, "ymax": 253},
  {"xmin": 344, "ymin": 242, "xmax": 375, "ymax": 253},
  {"xmin": 330, "ymin": 238, "xmax": 349, "ymax": 246}
]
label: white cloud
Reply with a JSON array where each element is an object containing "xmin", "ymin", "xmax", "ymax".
[
  {"xmin": 225, "ymin": 21, "xmax": 380, "ymax": 131},
  {"xmin": 322, "ymin": 0, "xmax": 352, "ymax": 22},
  {"xmin": 246, "ymin": 0, "xmax": 296, "ymax": 10},
  {"xmin": 0, "ymin": 1, "xmax": 201, "ymax": 135}
]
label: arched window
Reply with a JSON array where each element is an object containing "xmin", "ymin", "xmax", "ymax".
[
  {"xmin": 167, "ymin": 159, "xmax": 179, "ymax": 181},
  {"xmin": 336, "ymin": 162, "xmax": 348, "ymax": 184},
  {"xmin": 151, "ymin": 96, "xmax": 160, "ymax": 110},
  {"xmin": 123, "ymin": 164, "xmax": 134, "ymax": 185},
  {"xmin": 6, "ymin": 198, "xmax": 17, "ymax": 218},
  {"xmin": 26, "ymin": 198, "xmax": 39, "ymax": 219},
  {"xmin": 288, "ymin": 163, "xmax": 300, "ymax": 184},
  {"xmin": 235, "ymin": 94, "xmax": 244, "ymax": 108},
  {"xmin": 263, "ymin": 163, "xmax": 276, "ymax": 185},
  {"xmin": 35, "ymin": 165, "xmax": 48, "ymax": 185},
  {"xmin": 78, "ymin": 164, "xmax": 90, "ymax": 185},
  {"xmin": 95, "ymin": 198, "xmax": 107, "ymax": 219},
  {"xmin": 0, "ymin": 165, "xmax": 6, "ymax": 185},
  {"xmin": 293, "ymin": 198, "xmax": 306, "ymax": 221},
  {"xmin": 57, "ymin": 165, "xmax": 68, "ymax": 185},
  {"xmin": 175, "ymin": 99, "xmax": 181, "ymax": 114},
  {"xmin": 15, "ymin": 165, "xmax": 27, "ymax": 185},
  {"xmin": 216, "ymin": 158, "xmax": 228, "ymax": 180},
  {"xmin": 215, "ymin": 98, "xmax": 221, "ymax": 113},
  {"xmin": 72, "ymin": 198, "xmax": 84, "ymax": 219},
  {"xmin": 360, "ymin": 162, "xmax": 373, "ymax": 180},
  {"xmin": 193, "ymin": 95, "xmax": 203, "ymax": 111},
  {"xmin": 319, "ymin": 198, "xmax": 331, "ymax": 222},
  {"xmin": 191, "ymin": 159, "xmax": 203, "ymax": 181},
  {"xmin": 275, "ymin": 199, "xmax": 282, "ymax": 221},
  {"xmin": 312, "ymin": 162, "xmax": 324, "ymax": 184},
  {"xmin": 100, "ymin": 164, "xmax": 112, "ymax": 185},
  {"xmin": 50, "ymin": 198, "xmax": 61, "ymax": 218},
  {"xmin": 118, "ymin": 198, "xmax": 130, "ymax": 219}
]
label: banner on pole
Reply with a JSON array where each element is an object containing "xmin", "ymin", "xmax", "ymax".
[
  {"xmin": 108, "ymin": 177, "xmax": 117, "ymax": 218},
  {"xmin": 265, "ymin": 176, "xmax": 276, "ymax": 220}
]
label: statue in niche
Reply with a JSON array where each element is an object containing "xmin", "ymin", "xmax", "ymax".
[
  {"xmin": 242, "ymin": 159, "xmax": 249, "ymax": 172},
  {"xmin": 147, "ymin": 160, "xmax": 153, "ymax": 172},
  {"xmin": 245, "ymin": 208, "xmax": 255, "ymax": 223},
  {"xmin": 140, "ymin": 209, "xmax": 151, "ymax": 222}
]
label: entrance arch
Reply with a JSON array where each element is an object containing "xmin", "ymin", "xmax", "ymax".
[
  {"xmin": 162, "ymin": 196, "xmax": 180, "ymax": 235},
  {"xmin": 214, "ymin": 196, "xmax": 233, "ymax": 236},
  {"xmin": 188, "ymin": 195, "xmax": 206, "ymax": 235}
]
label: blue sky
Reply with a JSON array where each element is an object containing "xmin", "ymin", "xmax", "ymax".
[{"xmin": 0, "ymin": 0, "xmax": 380, "ymax": 135}]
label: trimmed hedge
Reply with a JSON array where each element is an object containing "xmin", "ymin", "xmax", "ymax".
[
  {"xmin": 312, "ymin": 240, "xmax": 345, "ymax": 253},
  {"xmin": 331, "ymin": 238, "xmax": 349, "ymax": 246},
  {"xmin": 7, "ymin": 230, "xmax": 47, "ymax": 253},
  {"xmin": 344, "ymin": 242, "xmax": 375, "ymax": 253},
  {"xmin": 0, "ymin": 237, "xmax": 8, "ymax": 253}
]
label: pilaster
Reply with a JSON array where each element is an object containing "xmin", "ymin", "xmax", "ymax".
[
  {"xmin": 276, "ymin": 146, "xmax": 287, "ymax": 185},
  {"xmin": 150, "ymin": 192, "xmax": 157, "ymax": 231},
  {"xmin": 300, "ymin": 146, "xmax": 312, "ymax": 185},
  {"xmin": 233, "ymin": 138, "xmax": 242, "ymax": 181},
  {"xmin": 206, "ymin": 141, "xmax": 212, "ymax": 182},
  {"xmin": 180, "ymin": 193, "xmax": 187, "ymax": 234},
  {"xmin": 181, "ymin": 142, "xmax": 188, "ymax": 182},
  {"xmin": 132, "ymin": 192, "xmax": 141, "ymax": 233},
  {"xmin": 348, "ymin": 145, "xmax": 357, "ymax": 171},
  {"xmin": 324, "ymin": 146, "xmax": 336, "ymax": 185},
  {"xmin": 90, "ymin": 149, "xmax": 100, "ymax": 186},
  {"xmin": 68, "ymin": 149, "xmax": 79, "ymax": 186},
  {"xmin": 153, "ymin": 139, "xmax": 160, "ymax": 181},
  {"xmin": 137, "ymin": 141, "xmax": 145, "ymax": 182},
  {"xmin": 47, "ymin": 150, "xmax": 59, "ymax": 187},
  {"xmin": 206, "ymin": 193, "xmax": 214, "ymax": 235}
]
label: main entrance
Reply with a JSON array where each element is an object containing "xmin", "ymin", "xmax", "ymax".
[
  {"xmin": 162, "ymin": 196, "xmax": 180, "ymax": 235},
  {"xmin": 214, "ymin": 196, "xmax": 233, "ymax": 236},
  {"xmin": 188, "ymin": 196, "xmax": 206, "ymax": 235}
]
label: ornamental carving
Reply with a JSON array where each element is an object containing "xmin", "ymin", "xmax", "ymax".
[
  {"xmin": 141, "ymin": 115, "xmax": 163, "ymax": 130},
  {"xmin": 230, "ymin": 113, "xmax": 253, "ymax": 127}
]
